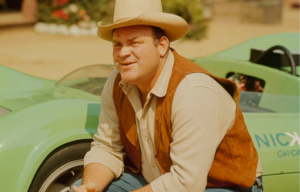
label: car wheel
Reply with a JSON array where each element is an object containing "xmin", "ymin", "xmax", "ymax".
[{"xmin": 28, "ymin": 142, "xmax": 91, "ymax": 192}]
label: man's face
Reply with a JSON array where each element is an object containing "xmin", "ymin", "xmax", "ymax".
[{"xmin": 113, "ymin": 26, "xmax": 161, "ymax": 86}]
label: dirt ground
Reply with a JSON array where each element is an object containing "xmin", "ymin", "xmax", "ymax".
[{"xmin": 0, "ymin": 5, "xmax": 298, "ymax": 80}]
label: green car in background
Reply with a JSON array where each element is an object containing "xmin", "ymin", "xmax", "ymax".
[{"xmin": 0, "ymin": 33, "xmax": 299, "ymax": 192}]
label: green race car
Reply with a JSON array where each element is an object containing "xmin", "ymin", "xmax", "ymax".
[{"xmin": 0, "ymin": 33, "xmax": 299, "ymax": 192}]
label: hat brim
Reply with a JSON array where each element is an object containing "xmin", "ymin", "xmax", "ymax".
[{"xmin": 97, "ymin": 12, "xmax": 189, "ymax": 42}]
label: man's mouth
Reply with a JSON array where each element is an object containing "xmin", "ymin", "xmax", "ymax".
[{"xmin": 121, "ymin": 62, "xmax": 136, "ymax": 66}]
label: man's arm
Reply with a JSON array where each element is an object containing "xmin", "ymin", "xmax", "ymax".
[
  {"xmin": 74, "ymin": 164, "xmax": 153, "ymax": 192},
  {"xmin": 150, "ymin": 74, "xmax": 236, "ymax": 192},
  {"xmin": 132, "ymin": 184, "xmax": 153, "ymax": 192},
  {"xmin": 73, "ymin": 163, "xmax": 114, "ymax": 192},
  {"xmin": 74, "ymin": 70, "xmax": 125, "ymax": 191}
]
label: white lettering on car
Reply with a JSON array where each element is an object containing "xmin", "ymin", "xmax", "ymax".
[{"xmin": 286, "ymin": 132, "xmax": 300, "ymax": 146}]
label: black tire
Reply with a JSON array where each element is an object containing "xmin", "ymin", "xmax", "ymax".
[{"xmin": 28, "ymin": 141, "xmax": 91, "ymax": 192}]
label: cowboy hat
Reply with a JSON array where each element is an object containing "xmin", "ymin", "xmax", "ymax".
[{"xmin": 97, "ymin": 0, "xmax": 189, "ymax": 42}]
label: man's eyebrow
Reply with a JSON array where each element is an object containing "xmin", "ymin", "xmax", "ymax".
[
  {"xmin": 127, "ymin": 36, "xmax": 138, "ymax": 42},
  {"xmin": 112, "ymin": 36, "xmax": 139, "ymax": 44}
]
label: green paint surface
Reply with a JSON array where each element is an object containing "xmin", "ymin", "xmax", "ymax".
[
  {"xmin": 263, "ymin": 173, "xmax": 299, "ymax": 192},
  {"xmin": 212, "ymin": 33, "xmax": 299, "ymax": 60}
]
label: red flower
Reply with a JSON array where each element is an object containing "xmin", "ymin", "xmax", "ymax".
[
  {"xmin": 56, "ymin": 0, "xmax": 69, "ymax": 7},
  {"xmin": 52, "ymin": 9, "xmax": 69, "ymax": 20}
]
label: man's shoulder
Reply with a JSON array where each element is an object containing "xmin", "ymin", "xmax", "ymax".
[
  {"xmin": 103, "ymin": 68, "xmax": 119, "ymax": 96},
  {"xmin": 174, "ymin": 73, "xmax": 236, "ymax": 113},
  {"xmin": 107, "ymin": 68, "xmax": 119, "ymax": 86},
  {"xmin": 109, "ymin": 68, "xmax": 119, "ymax": 83},
  {"xmin": 175, "ymin": 73, "xmax": 223, "ymax": 93}
]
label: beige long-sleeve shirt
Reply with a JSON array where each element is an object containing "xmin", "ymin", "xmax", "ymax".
[{"xmin": 84, "ymin": 50, "xmax": 262, "ymax": 192}]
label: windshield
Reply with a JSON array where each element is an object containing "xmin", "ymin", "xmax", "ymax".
[
  {"xmin": 54, "ymin": 64, "xmax": 115, "ymax": 100},
  {"xmin": 228, "ymin": 73, "xmax": 298, "ymax": 113},
  {"xmin": 239, "ymin": 91, "xmax": 299, "ymax": 113}
]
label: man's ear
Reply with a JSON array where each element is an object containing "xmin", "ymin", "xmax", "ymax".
[{"xmin": 158, "ymin": 36, "xmax": 169, "ymax": 57}]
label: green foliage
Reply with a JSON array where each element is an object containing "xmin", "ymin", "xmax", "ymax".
[
  {"xmin": 37, "ymin": 0, "xmax": 207, "ymax": 40},
  {"xmin": 72, "ymin": 0, "xmax": 114, "ymax": 24},
  {"xmin": 162, "ymin": 0, "xmax": 207, "ymax": 40},
  {"xmin": 37, "ymin": 0, "xmax": 54, "ymax": 23},
  {"xmin": 37, "ymin": 0, "xmax": 114, "ymax": 26}
]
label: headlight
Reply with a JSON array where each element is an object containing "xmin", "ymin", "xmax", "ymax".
[{"xmin": 0, "ymin": 106, "xmax": 11, "ymax": 117}]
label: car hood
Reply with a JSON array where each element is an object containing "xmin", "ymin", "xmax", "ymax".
[
  {"xmin": 0, "ymin": 65, "xmax": 71, "ymax": 111},
  {"xmin": 210, "ymin": 33, "xmax": 299, "ymax": 60}
]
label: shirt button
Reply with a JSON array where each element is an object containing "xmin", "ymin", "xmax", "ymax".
[
  {"xmin": 151, "ymin": 163, "xmax": 155, "ymax": 167},
  {"xmin": 145, "ymin": 136, "xmax": 149, "ymax": 141}
]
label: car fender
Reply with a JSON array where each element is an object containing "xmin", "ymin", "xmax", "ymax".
[{"xmin": 0, "ymin": 99, "xmax": 101, "ymax": 192}]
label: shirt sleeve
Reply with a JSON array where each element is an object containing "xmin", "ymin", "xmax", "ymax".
[
  {"xmin": 84, "ymin": 69, "xmax": 125, "ymax": 178},
  {"xmin": 151, "ymin": 74, "xmax": 236, "ymax": 192}
]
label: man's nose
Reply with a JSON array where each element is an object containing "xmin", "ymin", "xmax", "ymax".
[{"xmin": 119, "ymin": 46, "xmax": 131, "ymax": 58}]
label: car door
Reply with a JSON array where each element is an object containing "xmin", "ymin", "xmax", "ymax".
[{"xmin": 243, "ymin": 92, "xmax": 299, "ymax": 192}]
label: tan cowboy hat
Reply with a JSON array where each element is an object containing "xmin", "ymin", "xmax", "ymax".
[{"xmin": 97, "ymin": 0, "xmax": 189, "ymax": 42}]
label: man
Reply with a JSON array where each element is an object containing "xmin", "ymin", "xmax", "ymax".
[{"xmin": 73, "ymin": 0, "xmax": 263, "ymax": 192}]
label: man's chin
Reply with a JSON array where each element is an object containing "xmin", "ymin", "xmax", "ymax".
[{"xmin": 120, "ymin": 74, "xmax": 139, "ymax": 85}]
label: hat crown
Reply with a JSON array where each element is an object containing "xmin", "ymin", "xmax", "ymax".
[{"xmin": 114, "ymin": 0, "xmax": 162, "ymax": 22}]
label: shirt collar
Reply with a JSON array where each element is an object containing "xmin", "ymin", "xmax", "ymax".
[
  {"xmin": 150, "ymin": 49, "xmax": 174, "ymax": 97},
  {"xmin": 119, "ymin": 49, "xmax": 174, "ymax": 97}
]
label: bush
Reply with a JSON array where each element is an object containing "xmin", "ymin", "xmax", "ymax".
[
  {"xmin": 37, "ymin": 0, "xmax": 114, "ymax": 26},
  {"xmin": 37, "ymin": 0, "xmax": 207, "ymax": 40},
  {"xmin": 162, "ymin": 0, "xmax": 207, "ymax": 40}
]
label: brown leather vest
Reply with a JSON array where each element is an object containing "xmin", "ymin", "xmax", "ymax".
[{"xmin": 113, "ymin": 49, "xmax": 258, "ymax": 189}]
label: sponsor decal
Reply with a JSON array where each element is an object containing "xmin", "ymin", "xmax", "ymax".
[
  {"xmin": 277, "ymin": 149, "xmax": 300, "ymax": 158},
  {"xmin": 254, "ymin": 132, "xmax": 300, "ymax": 158}
]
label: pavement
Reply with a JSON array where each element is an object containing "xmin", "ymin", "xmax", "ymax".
[{"xmin": 0, "ymin": 5, "xmax": 298, "ymax": 80}]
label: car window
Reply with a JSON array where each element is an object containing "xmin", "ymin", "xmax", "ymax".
[
  {"xmin": 238, "ymin": 91, "xmax": 299, "ymax": 113},
  {"xmin": 227, "ymin": 72, "xmax": 265, "ymax": 93},
  {"xmin": 227, "ymin": 73, "xmax": 298, "ymax": 113},
  {"xmin": 54, "ymin": 64, "xmax": 115, "ymax": 98}
]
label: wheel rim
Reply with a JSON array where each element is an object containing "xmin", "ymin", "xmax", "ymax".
[{"xmin": 39, "ymin": 159, "xmax": 83, "ymax": 192}]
